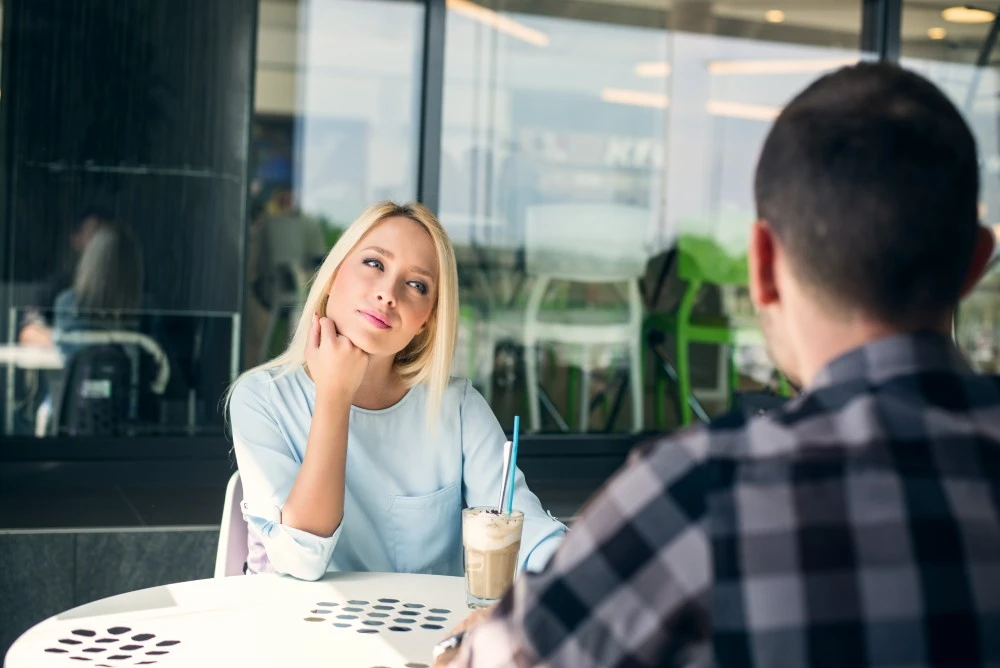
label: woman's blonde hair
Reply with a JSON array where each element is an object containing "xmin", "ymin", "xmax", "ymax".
[
  {"xmin": 226, "ymin": 201, "xmax": 459, "ymax": 426},
  {"xmin": 74, "ymin": 223, "xmax": 144, "ymax": 312}
]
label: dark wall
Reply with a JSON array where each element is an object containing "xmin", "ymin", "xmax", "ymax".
[
  {"xmin": 3, "ymin": 0, "xmax": 256, "ymax": 313},
  {"xmin": 0, "ymin": 529, "xmax": 219, "ymax": 660}
]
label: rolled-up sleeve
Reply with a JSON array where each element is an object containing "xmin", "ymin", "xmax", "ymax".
[
  {"xmin": 229, "ymin": 373, "xmax": 340, "ymax": 581},
  {"xmin": 459, "ymin": 382, "xmax": 567, "ymax": 574}
]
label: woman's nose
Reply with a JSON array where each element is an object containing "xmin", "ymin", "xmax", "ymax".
[{"xmin": 375, "ymin": 281, "xmax": 396, "ymax": 306}]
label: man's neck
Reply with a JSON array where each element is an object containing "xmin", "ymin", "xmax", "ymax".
[{"xmin": 790, "ymin": 310, "xmax": 952, "ymax": 388}]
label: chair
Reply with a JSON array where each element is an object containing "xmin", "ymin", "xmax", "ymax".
[
  {"xmin": 215, "ymin": 471, "xmax": 248, "ymax": 578},
  {"xmin": 645, "ymin": 233, "xmax": 788, "ymax": 427},
  {"xmin": 521, "ymin": 204, "xmax": 651, "ymax": 433},
  {"xmin": 254, "ymin": 212, "xmax": 324, "ymax": 361},
  {"xmin": 48, "ymin": 330, "xmax": 171, "ymax": 436}
]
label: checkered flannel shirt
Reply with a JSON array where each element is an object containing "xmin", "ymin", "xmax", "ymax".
[{"xmin": 452, "ymin": 333, "xmax": 1000, "ymax": 667}]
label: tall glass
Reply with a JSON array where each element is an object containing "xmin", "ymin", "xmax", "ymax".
[{"xmin": 462, "ymin": 507, "xmax": 524, "ymax": 609}]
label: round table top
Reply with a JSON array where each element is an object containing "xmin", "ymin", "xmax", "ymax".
[{"xmin": 5, "ymin": 572, "xmax": 468, "ymax": 668}]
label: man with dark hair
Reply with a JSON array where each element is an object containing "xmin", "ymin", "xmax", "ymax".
[{"xmin": 439, "ymin": 63, "xmax": 1000, "ymax": 667}]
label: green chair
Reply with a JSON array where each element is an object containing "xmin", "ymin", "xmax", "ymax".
[{"xmin": 645, "ymin": 234, "xmax": 786, "ymax": 427}]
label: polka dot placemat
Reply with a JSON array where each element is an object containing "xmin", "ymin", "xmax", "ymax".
[
  {"xmin": 302, "ymin": 598, "xmax": 454, "ymax": 638},
  {"xmin": 41, "ymin": 626, "xmax": 180, "ymax": 665}
]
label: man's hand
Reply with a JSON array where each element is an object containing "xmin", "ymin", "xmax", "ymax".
[{"xmin": 433, "ymin": 607, "xmax": 494, "ymax": 667}]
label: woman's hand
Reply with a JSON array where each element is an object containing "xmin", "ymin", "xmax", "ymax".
[{"xmin": 305, "ymin": 314, "xmax": 369, "ymax": 405}]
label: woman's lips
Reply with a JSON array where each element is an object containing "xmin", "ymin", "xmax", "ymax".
[{"xmin": 359, "ymin": 310, "xmax": 391, "ymax": 329}]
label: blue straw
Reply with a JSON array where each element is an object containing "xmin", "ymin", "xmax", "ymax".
[{"xmin": 505, "ymin": 416, "xmax": 520, "ymax": 514}]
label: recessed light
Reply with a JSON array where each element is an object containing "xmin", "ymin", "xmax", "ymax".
[
  {"xmin": 941, "ymin": 6, "xmax": 995, "ymax": 24},
  {"xmin": 927, "ymin": 26, "xmax": 948, "ymax": 39},
  {"xmin": 764, "ymin": 9, "xmax": 785, "ymax": 23},
  {"xmin": 634, "ymin": 62, "xmax": 672, "ymax": 78}
]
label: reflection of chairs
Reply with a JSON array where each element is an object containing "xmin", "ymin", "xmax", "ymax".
[
  {"xmin": 521, "ymin": 204, "xmax": 650, "ymax": 433},
  {"xmin": 645, "ymin": 234, "xmax": 788, "ymax": 427},
  {"xmin": 48, "ymin": 331, "xmax": 170, "ymax": 436},
  {"xmin": 215, "ymin": 471, "xmax": 248, "ymax": 577},
  {"xmin": 253, "ymin": 213, "xmax": 324, "ymax": 361}
]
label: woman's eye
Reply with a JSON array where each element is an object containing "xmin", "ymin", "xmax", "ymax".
[
  {"xmin": 408, "ymin": 281, "xmax": 428, "ymax": 295},
  {"xmin": 363, "ymin": 258, "xmax": 384, "ymax": 270}
]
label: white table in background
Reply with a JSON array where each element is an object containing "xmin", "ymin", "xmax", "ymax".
[
  {"xmin": 0, "ymin": 344, "xmax": 63, "ymax": 369},
  {"xmin": 5, "ymin": 572, "xmax": 467, "ymax": 668},
  {"xmin": 0, "ymin": 344, "xmax": 63, "ymax": 433}
]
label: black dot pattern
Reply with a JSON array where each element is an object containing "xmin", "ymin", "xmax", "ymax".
[
  {"xmin": 43, "ymin": 627, "xmax": 180, "ymax": 665},
  {"xmin": 301, "ymin": 597, "xmax": 457, "ymax": 639}
]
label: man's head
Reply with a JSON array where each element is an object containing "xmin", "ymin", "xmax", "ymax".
[{"xmin": 751, "ymin": 62, "xmax": 994, "ymax": 385}]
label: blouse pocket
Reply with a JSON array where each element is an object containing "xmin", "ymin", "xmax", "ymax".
[{"xmin": 389, "ymin": 482, "xmax": 463, "ymax": 575}]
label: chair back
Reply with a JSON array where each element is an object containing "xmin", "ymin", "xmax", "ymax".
[
  {"xmin": 525, "ymin": 204, "xmax": 652, "ymax": 282},
  {"xmin": 51, "ymin": 330, "xmax": 170, "ymax": 436},
  {"xmin": 677, "ymin": 234, "xmax": 749, "ymax": 286},
  {"xmin": 214, "ymin": 471, "xmax": 248, "ymax": 577}
]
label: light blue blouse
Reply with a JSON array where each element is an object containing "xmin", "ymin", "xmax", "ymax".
[{"xmin": 229, "ymin": 367, "xmax": 567, "ymax": 581}]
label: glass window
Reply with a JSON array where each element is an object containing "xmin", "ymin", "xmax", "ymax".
[
  {"xmin": 900, "ymin": 3, "xmax": 1000, "ymax": 372},
  {"xmin": 245, "ymin": 0, "xmax": 425, "ymax": 367},
  {"xmin": 1, "ymin": 0, "xmax": 254, "ymax": 438},
  {"xmin": 439, "ymin": 0, "xmax": 863, "ymax": 433}
]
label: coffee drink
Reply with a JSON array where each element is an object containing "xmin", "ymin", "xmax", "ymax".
[{"xmin": 462, "ymin": 507, "xmax": 524, "ymax": 608}]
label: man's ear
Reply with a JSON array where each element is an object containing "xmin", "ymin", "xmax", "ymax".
[
  {"xmin": 959, "ymin": 225, "xmax": 996, "ymax": 299},
  {"xmin": 749, "ymin": 220, "xmax": 780, "ymax": 308}
]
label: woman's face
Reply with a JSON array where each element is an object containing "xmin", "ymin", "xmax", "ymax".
[{"xmin": 325, "ymin": 216, "xmax": 438, "ymax": 360}]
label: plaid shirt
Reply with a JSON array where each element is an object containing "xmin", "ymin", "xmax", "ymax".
[{"xmin": 454, "ymin": 333, "xmax": 1000, "ymax": 667}]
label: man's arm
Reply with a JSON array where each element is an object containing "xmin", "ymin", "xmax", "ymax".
[{"xmin": 447, "ymin": 430, "xmax": 713, "ymax": 668}]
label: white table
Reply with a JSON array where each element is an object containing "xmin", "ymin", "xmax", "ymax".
[
  {"xmin": 5, "ymin": 572, "xmax": 468, "ymax": 668},
  {"xmin": 0, "ymin": 344, "xmax": 63, "ymax": 434},
  {"xmin": 0, "ymin": 344, "xmax": 63, "ymax": 369}
]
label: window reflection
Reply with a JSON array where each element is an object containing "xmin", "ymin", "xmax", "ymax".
[
  {"xmin": 244, "ymin": 0, "xmax": 425, "ymax": 368},
  {"xmin": 1, "ymin": 0, "xmax": 252, "ymax": 438},
  {"xmin": 440, "ymin": 0, "xmax": 861, "ymax": 432},
  {"xmin": 900, "ymin": 2, "xmax": 1000, "ymax": 374}
]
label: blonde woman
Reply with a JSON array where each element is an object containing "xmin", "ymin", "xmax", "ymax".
[{"xmin": 227, "ymin": 202, "xmax": 566, "ymax": 581}]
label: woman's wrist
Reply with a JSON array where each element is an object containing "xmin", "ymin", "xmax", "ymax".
[{"xmin": 314, "ymin": 387, "xmax": 353, "ymax": 412}]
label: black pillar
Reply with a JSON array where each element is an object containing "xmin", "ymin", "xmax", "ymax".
[
  {"xmin": 3, "ymin": 0, "xmax": 256, "ymax": 314},
  {"xmin": 1, "ymin": 0, "xmax": 257, "ymax": 432}
]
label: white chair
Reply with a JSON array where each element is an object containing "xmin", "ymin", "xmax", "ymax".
[
  {"xmin": 214, "ymin": 471, "xmax": 248, "ymax": 578},
  {"xmin": 521, "ymin": 204, "xmax": 651, "ymax": 433},
  {"xmin": 254, "ymin": 213, "xmax": 325, "ymax": 361}
]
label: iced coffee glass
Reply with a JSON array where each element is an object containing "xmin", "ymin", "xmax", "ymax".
[{"xmin": 462, "ymin": 507, "xmax": 524, "ymax": 609}]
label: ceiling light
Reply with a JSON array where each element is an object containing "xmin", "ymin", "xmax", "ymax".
[
  {"xmin": 447, "ymin": 0, "xmax": 549, "ymax": 47},
  {"xmin": 764, "ymin": 9, "xmax": 785, "ymax": 23},
  {"xmin": 634, "ymin": 62, "xmax": 672, "ymax": 78},
  {"xmin": 927, "ymin": 26, "xmax": 948, "ymax": 39},
  {"xmin": 708, "ymin": 57, "xmax": 857, "ymax": 75},
  {"xmin": 600, "ymin": 88, "xmax": 670, "ymax": 109},
  {"xmin": 941, "ymin": 6, "xmax": 995, "ymax": 24},
  {"xmin": 599, "ymin": 89, "xmax": 781, "ymax": 121},
  {"xmin": 706, "ymin": 100, "xmax": 782, "ymax": 121}
]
